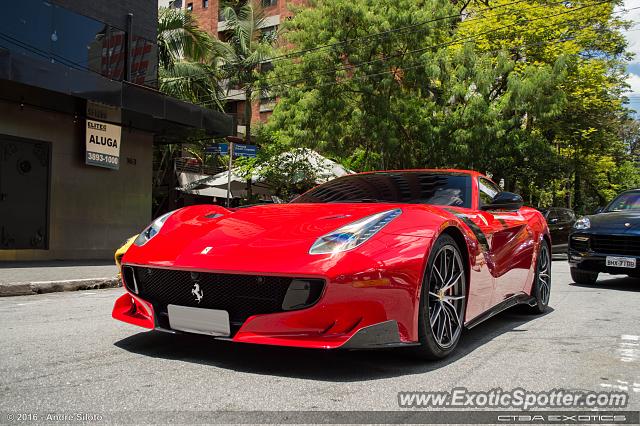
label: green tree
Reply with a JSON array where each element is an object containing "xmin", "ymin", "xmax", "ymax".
[
  {"xmin": 221, "ymin": 1, "xmax": 274, "ymax": 143},
  {"xmin": 265, "ymin": 0, "xmax": 565, "ymax": 174},
  {"xmin": 263, "ymin": 0, "xmax": 637, "ymax": 211},
  {"xmin": 457, "ymin": 0, "xmax": 635, "ymax": 212},
  {"xmin": 157, "ymin": 7, "xmax": 226, "ymax": 108}
]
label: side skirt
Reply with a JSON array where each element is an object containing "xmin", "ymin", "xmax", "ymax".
[{"xmin": 464, "ymin": 294, "xmax": 535, "ymax": 330}]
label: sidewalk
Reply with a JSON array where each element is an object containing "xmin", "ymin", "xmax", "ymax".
[{"xmin": 0, "ymin": 261, "xmax": 120, "ymax": 296}]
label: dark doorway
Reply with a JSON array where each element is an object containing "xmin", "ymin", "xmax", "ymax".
[{"xmin": 0, "ymin": 135, "xmax": 50, "ymax": 249}]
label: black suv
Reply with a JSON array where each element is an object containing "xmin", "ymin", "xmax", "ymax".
[{"xmin": 568, "ymin": 190, "xmax": 640, "ymax": 284}]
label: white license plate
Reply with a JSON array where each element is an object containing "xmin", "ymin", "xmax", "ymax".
[
  {"xmin": 605, "ymin": 256, "xmax": 637, "ymax": 269},
  {"xmin": 167, "ymin": 305, "xmax": 230, "ymax": 337}
]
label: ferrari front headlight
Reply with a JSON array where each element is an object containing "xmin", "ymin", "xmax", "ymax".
[
  {"xmin": 309, "ymin": 209, "xmax": 402, "ymax": 255},
  {"xmin": 134, "ymin": 210, "xmax": 177, "ymax": 247},
  {"xmin": 574, "ymin": 217, "xmax": 591, "ymax": 230}
]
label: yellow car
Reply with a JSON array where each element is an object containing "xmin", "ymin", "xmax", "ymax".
[{"xmin": 115, "ymin": 235, "xmax": 137, "ymax": 275}]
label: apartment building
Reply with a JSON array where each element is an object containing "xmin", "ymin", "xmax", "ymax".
[{"xmin": 166, "ymin": 0, "xmax": 305, "ymax": 138}]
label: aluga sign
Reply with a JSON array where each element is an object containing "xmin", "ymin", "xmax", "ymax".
[{"xmin": 85, "ymin": 119, "xmax": 122, "ymax": 170}]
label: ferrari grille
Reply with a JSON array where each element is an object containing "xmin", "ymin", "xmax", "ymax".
[
  {"xmin": 124, "ymin": 266, "xmax": 325, "ymax": 329},
  {"xmin": 590, "ymin": 235, "xmax": 640, "ymax": 256}
]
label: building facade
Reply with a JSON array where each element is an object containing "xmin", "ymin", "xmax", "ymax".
[{"xmin": 0, "ymin": 0, "xmax": 232, "ymax": 260}]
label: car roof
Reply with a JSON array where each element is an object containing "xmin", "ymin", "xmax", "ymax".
[{"xmin": 354, "ymin": 169, "xmax": 482, "ymax": 177}]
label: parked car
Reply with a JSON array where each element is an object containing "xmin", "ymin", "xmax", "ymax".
[
  {"xmin": 568, "ymin": 189, "xmax": 640, "ymax": 284},
  {"xmin": 113, "ymin": 169, "xmax": 551, "ymax": 360},
  {"xmin": 115, "ymin": 235, "xmax": 136, "ymax": 274},
  {"xmin": 540, "ymin": 207, "xmax": 576, "ymax": 253}
]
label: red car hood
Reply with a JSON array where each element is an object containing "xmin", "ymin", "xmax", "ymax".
[{"xmin": 123, "ymin": 203, "xmax": 444, "ymax": 274}]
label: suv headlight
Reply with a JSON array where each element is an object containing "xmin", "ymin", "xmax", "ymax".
[
  {"xmin": 309, "ymin": 209, "xmax": 402, "ymax": 255},
  {"xmin": 574, "ymin": 217, "xmax": 591, "ymax": 230},
  {"xmin": 134, "ymin": 210, "xmax": 177, "ymax": 246}
]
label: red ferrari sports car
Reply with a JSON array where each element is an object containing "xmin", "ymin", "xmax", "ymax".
[{"xmin": 113, "ymin": 169, "xmax": 551, "ymax": 359}]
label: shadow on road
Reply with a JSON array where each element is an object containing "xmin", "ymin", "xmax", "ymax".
[
  {"xmin": 114, "ymin": 307, "xmax": 553, "ymax": 382},
  {"xmin": 569, "ymin": 276, "xmax": 639, "ymax": 292}
]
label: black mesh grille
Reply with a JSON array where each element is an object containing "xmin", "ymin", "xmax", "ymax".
[
  {"xmin": 590, "ymin": 235, "xmax": 640, "ymax": 256},
  {"xmin": 129, "ymin": 267, "xmax": 324, "ymax": 327}
]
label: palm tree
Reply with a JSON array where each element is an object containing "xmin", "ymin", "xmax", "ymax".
[
  {"xmin": 220, "ymin": 1, "xmax": 274, "ymax": 143},
  {"xmin": 157, "ymin": 7, "xmax": 226, "ymax": 109}
]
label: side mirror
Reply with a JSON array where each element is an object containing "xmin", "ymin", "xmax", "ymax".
[
  {"xmin": 481, "ymin": 192, "xmax": 524, "ymax": 211},
  {"xmin": 594, "ymin": 207, "xmax": 604, "ymax": 214}
]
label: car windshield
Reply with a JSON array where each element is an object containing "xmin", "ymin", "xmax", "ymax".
[
  {"xmin": 292, "ymin": 172, "xmax": 472, "ymax": 208},
  {"xmin": 605, "ymin": 192, "xmax": 640, "ymax": 212}
]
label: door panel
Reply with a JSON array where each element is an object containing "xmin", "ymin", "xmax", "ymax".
[
  {"xmin": 489, "ymin": 212, "xmax": 535, "ymax": 302},
  {"xmin": 467, "ymin": 210, "xmax": 534, "ymax": 305},
  {"xmin": 473, "ymin": 177, "xmax": 536, "ymax": 306},
  {"xmin": 0, "ymin": 136, "xmax": 50, "ymax": 249}
]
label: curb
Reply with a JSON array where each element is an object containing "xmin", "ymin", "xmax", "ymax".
[{"xmin": 0, "ymin": 277, "xmax": 122, "ymax": 297}]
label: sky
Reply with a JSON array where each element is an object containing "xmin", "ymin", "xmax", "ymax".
[{"xmin": 622, "ymin": 0, "xmax": 640, "ymax": 116}]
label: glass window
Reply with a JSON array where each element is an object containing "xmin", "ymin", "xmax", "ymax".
[
  {"xmin": 546, "ymin": 209, "xmax": 560, "ymax": 223},
  {"xmin": 0, "ymin": 0, "xmax": 157, "ymax": 89},
  {"xmin": 261, "ymin": 25, "xmax": 278, "ymax": 43},
  {"xmin": 559, "ymin": 209, "xmax": 575, "ymax": 222},
  {"xmin": 1, "ymin": 0, "xmax": 53, "ymax": 63},
  {"xmin": 478, "ymin": 177, "xmax": 501, "ymax": 208},
  {"xmin": 605, "ymin": 192, "xmax": 640, "ymax": 212},
  {"xmin": 262, "ymin": 0, "xmax": 278, "ymax": 7},
  {"xmin": 293, "ymin": 172, "xmax": 472, "ymax": 208},
  {"xmin": 187, "ymin": 3, "xmax": 193, "ymax": 11},
  {"xmin": 51, "ymin": 3, "xmax": 107, "ymax": 71},
  {"xmin": 203, "ymin": 0, "xmax": 209, "ymax": 8},
  {"xmin": 129, "ymin": 35, "xmax": 158, "ymax": 87}
]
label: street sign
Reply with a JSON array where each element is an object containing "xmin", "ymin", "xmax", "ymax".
[
  {"xmin": 205, "ymin": 145, "xmax": 223, "ymax": 154},
  {"xmin": 205, "ymin": 143, "xmax": 257, "ymax": 158},
  {"xmin": 233, "ymin": 144, "xmax": 257, "ymax": 158}
]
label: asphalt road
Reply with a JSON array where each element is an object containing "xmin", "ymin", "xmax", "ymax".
[{"xmin": 1, "ymin": 261, "xmax": 638, "ymax": 423}]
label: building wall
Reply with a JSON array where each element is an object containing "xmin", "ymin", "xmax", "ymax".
[
  {"xmin": 52, "ymin": 0, "xmax": 158, "ymax": 41},
  {"xmin": 0, "ymin": 99, "xmax": 153, "ymax": 261}
]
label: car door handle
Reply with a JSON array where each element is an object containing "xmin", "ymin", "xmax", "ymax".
[{"xmin": 558, "ymin": 227, "xmax": 564, "ymax": 230}]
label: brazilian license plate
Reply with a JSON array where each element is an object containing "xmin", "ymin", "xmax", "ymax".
[{"xmin": 605, "ymin": 256, "xmax": 636, "ymax": 269}]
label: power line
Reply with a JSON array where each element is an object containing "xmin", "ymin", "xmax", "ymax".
[
  {"xmin": 259, "ymin": 0, "xmax": 613, "ymax": 85},
  {"xmin": 267, "ymin": 0, "xmax": 542, "ymax": 63},
  {"xmin": 202, "ymin": 5, "xmax": 639, "ymax": 108},
  {"xmin": 258, "ymin": 1, "xmax": 615, "ymax": 89},
  {"xmin": 151, "ymin": 0, "xmax": 613, "ymax": 87},
  {"xmin": 194, "ymin": 4, "xmax": 629, "ymax": 106}
]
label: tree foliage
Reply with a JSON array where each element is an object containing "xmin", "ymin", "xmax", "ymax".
[
  {"xmin": 262, "ymin": 0, "xmax": 638, "ymax": 211},
  {"xmin": 157, "ymin": 7, "xmax": 226, "ymax": 109},
  {"xmin": 221, "ymin": 2, "xmax": 275, "ymax": 143}
]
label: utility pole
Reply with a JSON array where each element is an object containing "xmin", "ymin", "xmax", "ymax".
[{"xmin": 226, "ymin": 141, "xmax": 233, "ymax": 208}]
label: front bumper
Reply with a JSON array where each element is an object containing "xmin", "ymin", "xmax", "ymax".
[
  {"xmin": 112, "ymin": 229, "xmax": 434, "ymax": 349},
  {"xmin": 112, "ymin": 289, "xmax": 413, "ymax": 349},
  {"xmin": 568, "ymin": 233, "xmax": 640, "ymax": 275}
]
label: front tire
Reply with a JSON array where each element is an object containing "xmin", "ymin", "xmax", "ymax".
[
  {"xmin": 528, "ymin": 241, "xmax": 551, "ymax": 314},
  {"xmin": 570, "ymin": 267, "xmax": 598, "ymax": 285},
  {"xmin": 413, "ymin": 234, "xmax": 466, "ymax": 360}
]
